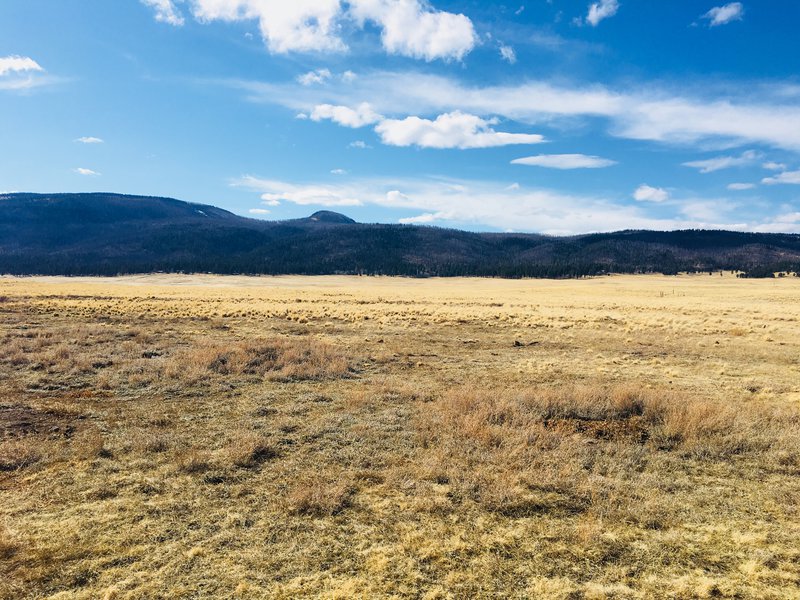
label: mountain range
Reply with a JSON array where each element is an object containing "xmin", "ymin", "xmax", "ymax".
[{"xmin": 1, "ymin": 192, "xmax": 798, "ymax": 278}]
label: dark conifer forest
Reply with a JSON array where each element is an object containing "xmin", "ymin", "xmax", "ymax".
[{"xmin": 2, "ymin": 193, "xmax": 798, "ymax": 278}]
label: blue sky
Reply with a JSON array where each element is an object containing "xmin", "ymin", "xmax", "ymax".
[{"xmin": 1, "ymin": 0, "xmax": 800, "ymax": 234}]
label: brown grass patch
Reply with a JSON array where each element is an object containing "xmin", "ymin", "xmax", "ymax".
[
  {"xmin": 170, "ymin": 337, "xmax": 352, "ymax": 382},
  {"xmin": 226, "ymin": 432, "xmax": 277, "ymax": 468},
  {"xmin": 0, "ymin": 439, "xmax": 41, "ymax": 471},
  {"xmin": 287, "ymin": 476, "xmax": 355, "ymax": 516}
]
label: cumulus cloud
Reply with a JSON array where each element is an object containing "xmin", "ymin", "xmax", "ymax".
[
  {"xmin": 348, "ymin": 0, "xmax": 477, "ymax": 61},
  {"xmin": 0, "ymin": 55, "xmax": 43, "ymax": 76},
  {"xmin": 762, "ymin": 170, "xmax": 800, "ymax": 185},
  {"xmin": 330, "ymin": 168, "xmax": 348, "ymax": 175},
  {"xmin": 727, "ymin": 183, "xmax": 755, "ymax": 190},
  {"xmin": 763, "ymin": 161, "xmax": 786, "ymax": 171},
  {"xmin": 584, "ymin": 0, "xmax": 620, "ymax": 26},
  {"xmin": 145, "ymin": 0, "xmax": 476, "ymax": 59},
  {"xmin": 499, "ymin": 45, "xmax": 517, "ymax": 64},
  {"xmin": 74, "ymin": 168, "xmax": 100, "ymax": 176},
  {"xmin": 311, "ymin": 103, "xmax": 383, "ymax": 128},
  {"xmin": 141, "ymin": 0, "xmax": 185, "ymax": 25},
  {"xmin": 511, "ymin": 153, "xmax": 616, "ymax": 169},
  {"xmin": 682, "ymin": 149, "xmax": 759, "ymax": 173},
  {"xmin": 234, "ymin": 174, "xmax": 787, "ymax": 234},
  {"xmin": 75, "ymin": 136, "xmax": 104, "ymax": 144},
  {"xmin": 0, "ymin": 55, "xmax": 52, "ymax": 91},
  {"xmin": 190, "ymin": 0, "xmax": 344, "ymax": 53},
  {"xmin": 297, "ymin": 69, "xmax": 332, "ymax": 86},
  {"xmin": 701, "ymin": 2, "xmax": 744, "ymax": 27},
  {"xmin": 633, "ymin": 185, "xmax": 668, "ymax": 202},
  {"xmin": 248, "ymin": 208, "xmax": 270, "ymax": 215},
  {"xmin": 375, "ymin": 111, "xmax": 544, "ymax": 149}
]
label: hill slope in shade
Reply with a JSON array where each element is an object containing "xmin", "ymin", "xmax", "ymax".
[{"xmin": 1, "ymin": 193, "xmax": 799, "ymax": 277}]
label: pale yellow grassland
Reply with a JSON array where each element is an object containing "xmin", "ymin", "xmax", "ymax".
[{"xmin": 0, "ymin": 273, "xmax": 799, "ymax": 599}]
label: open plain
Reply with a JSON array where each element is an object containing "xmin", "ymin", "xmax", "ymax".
[{"xmin": 1, "ymin": 273, "xmax": 799, "ymax": 599}]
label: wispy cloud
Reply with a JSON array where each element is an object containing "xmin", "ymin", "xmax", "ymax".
[
  {"xmin": 75, "ymin": 136, "xmax": 104, "ymax": 144},
  {"xmin": 227, "ymin": 71, "xmax": 800, "ymax": 152},
  {"xmin": 237, "ymin": 176, "xmax": 363, "ymax": 207},
  {"xmin": 633, "ymin": 185, "xmax": 669, "ymax": 202},
  {"xmin": 297, "ymin": 69, "xmax": 332, "ymax": 86},
  {"xmin": 762, "ymin": 170, "xmax": 800, "ymax": 185},
  {"xmin": 74, "ymin": 168, "xmax": 100, "ymax": 176},
  {"xmin": 727, "ymin": 183, "xmax": 755, "ymax": 190},
  {"xmin": 499, "ymin": 45, "xmax": 517, "ymax": 64},
  {"xmin": 583, "ymin": 0, "xmax": 620, "ymax": 27},
  {"xmin": 701, "ymin": 2, "xmax": 744, "ymax": 27},
  {"xmin": 682, "ymin": 150, "xmax": 759, "ymax": 173},
  {"xmin": 141, "ymin": 0, "xmax": 184, "ymax": 26},
  {"xmin": 145, "ymin": 0, "xmax": 476, "ymax": 60},
  {"xmin": 234, "ymin": 174, "xmax": 792, "ymax": 234},
  {"xmin": 511, "ymin": 154, "xmax": 616, "ymax": 169}
]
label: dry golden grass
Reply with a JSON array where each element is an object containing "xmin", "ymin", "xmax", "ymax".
[{"xmin": 1, "ymin": 273, "xmax": 799, "ymax": 598}]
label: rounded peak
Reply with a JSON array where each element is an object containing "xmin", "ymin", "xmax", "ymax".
[{"xmin": 307, "ymin": 210, "xmax": 356, "ymax": 224}]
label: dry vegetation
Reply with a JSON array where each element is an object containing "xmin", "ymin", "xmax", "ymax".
[{"xmin": 1, "ymin": 273, "xmax": 799, "ymax": 599}]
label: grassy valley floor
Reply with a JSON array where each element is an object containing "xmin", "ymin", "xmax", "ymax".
[{"xmin": 1, "ymin": 273, "xmax": 799, "ymax": 599}]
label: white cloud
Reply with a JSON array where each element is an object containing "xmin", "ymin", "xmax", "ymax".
[
  {"xmin": 148, "ymin": 0, "xmax": 476, "ymax": 59},
  {"xmin": 236, "ymin": 176, "xmax": 363, "ymax": 206},
  {"xmin": 311, "ymin": 103, "xmax": 383, "ymax": 128},
  {"xmin": 229, "ymin": 70, "xmax": 800, "ymax": 152},
  {"xmin": 633, "ymin": 184, "xmax": 668, "ymax": 203},
  {"xmin": 297, "ymin": 69, "xmax": 332, "ymax": 86},
  {"xmin": 399, "ymin": 212, "xmax": 447, "ymax": 224},
  {"xmin": 234, "ymin": 174, "xmax": 781, "ymax": 234},
  {"xmin": 75, "ymin": 136, "xmax": 104, "ymax": 144},
  {"xmin": 0, "ymin": 55, "xmax": 52, "ymax": 91},
  {"xmin": 348, "ymin": 0, "xmax": 477, "ymax": 61},
  {"xmin": 342, "ymin": 70, "xmax": 357, "ymax": 83},
  {"xmin": 141, "ymin": 0, "xmax": 184, "ymax": 25},
  {"xmin": 585, "ymin": 0, "xmax": 619, "ymax": 26},
  {"xmin": 702, "ymin": 2, "xmax": 744, "ymax": 27},
  {"xmin": 142, "ymin": 0, "xmax": 184, "ymax": 27},
  {"xmin": 762, "ymin": 170, "xmax": 800, "ymax": 185},
  {"xmin": 511, "ymin": 153, "xmax": 616, "ymax": 169},
  {"xmin": 763, "ymin": 161, "xmax": 786, "ymax": 171},
  {"xmin": 375, "ymin": 111, "xmax": 544, "ymax": 149},
  {"xmin": 74, "ymin": 168, "xmax": 100, "ymax": 176},
  {"xmin": 248, "ymin": 208, "xmax": 271, "ymax": 215},
  {"xmin": 682, "ymin": 149, "xmax": 759, "ymax": 173},
  {"xmin": 190, "ymin": 0, "xmax": 344, "ymax": 53},
  {"xmin": 0, "ymin": 56, "xmax": 43, "ymax": 76},
  {"xmin": 727, "ymin": 183, "xmax": 755, "ymax": 190},
  {"xmin": 499, "ymin": 45, "xmax": 517, "ymax": 64},
  {"xmin": 349, "ymin": 140, "xmax": 369, "ymax": 149},
  {"xmin": 331, "ymin": 168, "xmax": 348, "ymax": 175}
]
